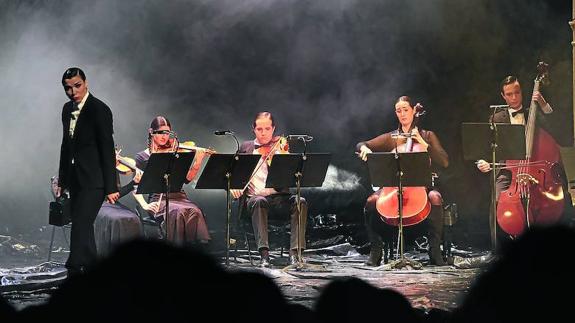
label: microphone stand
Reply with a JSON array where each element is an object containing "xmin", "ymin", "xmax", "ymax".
[
  {"xmin": 283, "ymin": 135, "xmax": 327, "ymax": 272},
  {"xmin": 220, "ymin": 131, "xmax": 240, "ymax": 266},
  {"xmin": 488, "ymin": 106, "xmax": 501, "ymax": 252}
]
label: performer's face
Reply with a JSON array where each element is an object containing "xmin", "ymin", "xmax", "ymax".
[
  {"xmin": 151, "ymin": 125, "xmax": 172, "ymax": 147},
  {"xmin": 395, "ymin": 100, "xmax": 415, "ymax": 128},
  {"xmin": 501, "ymin": 81, "xmax": 522, "ymax": 109},
  {"xmin": 253, "ymin": 117, "xmax": 275, "ymax": 145},
  {"xmin": 63, "ymin": 75, "xmax": 88, "ymax": 104}
]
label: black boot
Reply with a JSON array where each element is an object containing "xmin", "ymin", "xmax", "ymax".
[
  {"xmin": 365, "ymin": 209, "xmax": 384, "ymax": 266},
  {"xmin": 366, "ymin": 241, "xmax": 383, "ymax": 267},
  {"xmin": 428, "ymin": 206, "xmax": 447, "ymax": 266}
]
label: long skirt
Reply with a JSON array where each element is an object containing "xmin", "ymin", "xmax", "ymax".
[
  {"xmin": 153, "ymin": 194, "xmax": 210, "ymax": 245},
  {"xmin": 94, "ymin": 202, "xmax": 143, "ymax": 257}
]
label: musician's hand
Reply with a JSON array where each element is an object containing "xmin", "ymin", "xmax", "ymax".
[
  {"xmin": 476, "ymin": 159, "xmax": 492, "ymax": 173},
  {"xmin": 106, "ymin": 192, "xmax": 120, "ymax": 204},
  {"xmin": 231, "ymin": 189, "xmax": 243, "ymax": 199},
  {"xmin": 144, "ymin": 201, "xmax": 161, "ymax": 214},
  {"xmin": 133, "ymin": 169, "xmax": 143, "ymax": 184},
  {"xmin": 358, "ymin": 145, "xmax": 372, "ymax": 161},
  {"xmin": 411, "ymin": 127, "xmax": 429, "ymax": 151},
  {"xmin": 532, "ymin": 91, "xmax": 548, "ymax": 108}
]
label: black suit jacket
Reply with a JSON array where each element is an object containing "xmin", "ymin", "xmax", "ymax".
[
  {"xmin": 58, "ymin": 93, "xmax": 118, "ymax": 195},
  {"xmin": 491, "ymin": 107, "xmax": 550, "ymax": 131}
]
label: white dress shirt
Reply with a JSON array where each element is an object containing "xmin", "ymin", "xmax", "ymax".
[
  {"xmin": 246, "ymin": 139, "xmax": 279, "ymax": 197},
  {"xmin": 69, "ymin": 91, "xmax": 90, "ymax": 138},
  {"xmin": 507, "ymin": 102, "xmax": 552, "ymax": 125}
]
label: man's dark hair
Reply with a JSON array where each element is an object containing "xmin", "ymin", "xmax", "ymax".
[
  {"xmin": 500, "ymin": 75, "xmax": 519, "ymax": 93},
  {"xmin": 252, "ymin": 111, "xmax": 275, "ymax": 128},
  {"xmin": 62, "ymin": 67, "xmax": 86, "ymax": 85}
]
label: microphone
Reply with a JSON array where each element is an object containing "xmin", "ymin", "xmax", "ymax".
[
  {"xmin": 287, "ymin": 134, "xmax": 313, "ymax": 142},
  {"xmin": 489, "ymin": 105, "xmax": 509, "ymax": 109},
  {"xmin": 214, "ymin": 130, "xmax": 234, "ymax": 136}
]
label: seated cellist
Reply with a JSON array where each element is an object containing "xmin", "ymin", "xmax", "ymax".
[{"xmin": 356, "ymin": 96, "xmax": 449, "ymax": 266}]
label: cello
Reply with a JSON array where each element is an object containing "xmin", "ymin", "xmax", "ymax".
[
  {"xmin": 496, "ymin": 62, "xmax": 565, "ymax": 236},
  {"xmin": 376, "ymin": 103, "xmax": 432, "ymax": 226}
]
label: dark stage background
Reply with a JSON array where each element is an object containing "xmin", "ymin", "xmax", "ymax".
[{"xmin": 0, "ymin": 0, "xmax": 571, "ymax": 250}]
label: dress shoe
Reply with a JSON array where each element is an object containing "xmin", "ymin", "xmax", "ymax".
[
  {"xmin": 428, "ymin": 247, "xmax": 447, "ymax": 266},
  {"xmin": 289, "ymin": 254, "xmax": 299, "ymax": 266},
  {"xmin": 260, "ymin": 254, "xmax": 271, "ymax": 268},
  {"xmin": 365, "ymin": 247, "xmax": 382, "ymax": 267},
  {"xmin": 66, "ymin": 265, "xmax": 86, "ymax": 278},
  {"xmin": 259, "ymin": 248, "xmax": 271, "ymax": 268}
]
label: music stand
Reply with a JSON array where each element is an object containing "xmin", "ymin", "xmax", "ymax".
[
  {"xmin": 195, "ymin": 153, "xmax": 260, "ymax": 265},
  {"xmin": 366, "ymin": 151, "xmax": 430, "ymax": 269},
  {"xmin": 461, "ymin": 122, "xmax": 525, "ymax": 250},
  {"xmin": 266, "ymin": 153, "xmax": 331, "ymax": 271},
  {"xmin": 559, "ymin": 147, "xmax": 575, "ymax": 206},
  {"xmin": 137, "ymin": 151, "xmax": 195, "ymax": 239}
]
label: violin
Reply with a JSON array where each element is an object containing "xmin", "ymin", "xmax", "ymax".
[
  {"xmin": 151, "ymin": 139, "xmax": 216, "ymax": 155},
  {"xmin": 178, "ymin": 141, "xmax": 217, "ymax": 155},
  {"xmin": 257, "ymin": 135, "xmax": 289, "ymax": 166},
  {"xmin": 115, "ymin": 149, "xmax": 141, "ymax": 175}
]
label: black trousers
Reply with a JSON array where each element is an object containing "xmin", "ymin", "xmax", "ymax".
[
  {"xmin": 245, "ymin": 194, "xmax": 307, "ymax": 251},
  {"xmin": 67, "ymin": 186, "xmax": 105, "ymax": 270}
]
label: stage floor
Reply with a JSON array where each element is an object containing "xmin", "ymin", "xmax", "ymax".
[{"xmin": 1, "ymin": 240, "xmax": 490, "ymax": 312}]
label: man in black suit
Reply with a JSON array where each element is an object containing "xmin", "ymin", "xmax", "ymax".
[
  {"xmin": 476, "ymin": 75, "xmax": 553, "ymax": 247},
  {"xmin": 56, "ymin": 67, "xmax": 119, "ymax": 275},
  {"xmin": 230, "ymin": 112, "xmax": 307, "ymax": 267}
]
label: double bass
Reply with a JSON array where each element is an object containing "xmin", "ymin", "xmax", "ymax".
[
  {"xmin": 376, "ymin": 103, "xmax": 432, "ymax": 226},
  {"xmin": 496, "ymin": 62, "xmax": 565, "ymax": 236}
]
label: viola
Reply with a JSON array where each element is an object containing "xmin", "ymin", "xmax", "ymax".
[
  {"xmin": 256, "ymin": 136, "xmax": 289, "ymax": 166},
  {"xmin": 178, "ymin": 140, "xmax": 217, "ymax": 155},
  {"xmin": 496, "ymin": 62, "xmax": 565, "ymax": 236},
  {"xmin": 235, "ymin": 136, "xmax": 289, "ymax": 196},
  {"xmin": 115, "ymin": 148, "xmax": 141, "ymax": 175},
  {"xmin": 376, "ymin": 103, "xmax": 432, "ymax": 226},
  {"xmin": 152, "ymin": 139, "xmax": 216, "ymax": 155}
]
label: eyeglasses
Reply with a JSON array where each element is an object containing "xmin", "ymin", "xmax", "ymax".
[{"xmin": 151, "ymin": 130, "xmax": 171, "ymax": 135}]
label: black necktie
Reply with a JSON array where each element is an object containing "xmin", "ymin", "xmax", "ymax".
[{"xmin": 511, "ymin": 110, "xmax": 523, "ymax": 118}]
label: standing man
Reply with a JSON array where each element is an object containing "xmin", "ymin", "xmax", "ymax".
[
  {"xmin": 57, "ymin": 67, "xmax": 119, "ymax": 275},
  {"xmin": 231, "ymin": 112, "xmax": 307, "ymax": 268}
]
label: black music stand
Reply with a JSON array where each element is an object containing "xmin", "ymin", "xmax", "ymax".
[
  {"xmin": 195, "ymin": 153, "xmax": 260, "ymax": 266},
  {"xmin": 137, "ymin": 151, "xmax": 195, "ymax": 239},
  {"xmin": 462, "ymin": 122, "xmax": 525, "ymax": 250},
  {"xmin": 559, "ymin": 147, "xmax": 575, "ymax": 206},
  {"xmin": 266, "ymin": 153, "xmax": 331, "ymax": 271},
  {"xmin": 366, "ymin": 151, "xmax": 430, "ymax": 269}
]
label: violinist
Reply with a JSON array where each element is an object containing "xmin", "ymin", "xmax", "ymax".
[
  {"xmin": 230, "ymin": 111, "xmax": 307, "ymax": 268},
  {"xmin": 356, "ymin": 96, "xmax": 449, "ymax": 266},
  {"xmin": 133, "ymin": 116, "xmax": 210, "ymax": 246}
]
